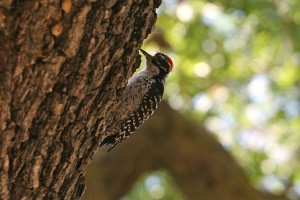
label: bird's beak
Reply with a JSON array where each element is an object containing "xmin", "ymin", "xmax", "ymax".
[{"xmin": 140, "ymin": 49, "xmax": 153, "ymax": 60}]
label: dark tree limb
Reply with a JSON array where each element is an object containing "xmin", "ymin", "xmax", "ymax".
[
  {"xmin": 0, "ymin": 0, "xmax": 161, "ymax": 199},
  {"xmin": 85, "ymin": 102, "xmax": 288, "ymax": 200}
]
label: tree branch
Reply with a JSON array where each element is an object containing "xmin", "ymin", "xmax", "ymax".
[{"xmin": 86, "ymin": 102, "xmax": 288, "ymax": 200}]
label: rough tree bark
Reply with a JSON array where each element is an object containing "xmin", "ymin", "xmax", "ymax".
[
  {"xmin": 0, "ymin": 0, "xmax": 160, "ymax": 199},
  {"xmin": 83, "ymin": 102, "xmax": 288, "ymax": 200}
]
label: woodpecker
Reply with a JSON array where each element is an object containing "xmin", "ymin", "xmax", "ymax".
[{"xmin": 101, "ymin": 49, "xmax": 173, "ymax": 151}]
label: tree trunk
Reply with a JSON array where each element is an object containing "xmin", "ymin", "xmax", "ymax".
[{"xmin": 0, "ymin": 0, "xmax": 160, "ymax": 199}]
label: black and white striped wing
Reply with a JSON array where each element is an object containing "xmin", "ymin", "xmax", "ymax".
[{"xmin": 101, "ymin": 84, "xmax": 163, "ymax": 151}]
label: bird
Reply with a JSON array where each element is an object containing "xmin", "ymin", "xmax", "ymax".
[{"xmin": 100, "ymin": 49, "xmax": 173, "ymax": 152}]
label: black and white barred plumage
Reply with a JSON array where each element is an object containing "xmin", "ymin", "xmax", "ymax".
[{"xmin": 100, "ymin": 49, "xmax": 173, "ymax": 151}]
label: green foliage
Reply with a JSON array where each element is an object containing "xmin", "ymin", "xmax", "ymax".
[
  {"xmin": 140, "ymin": 0, "xmax": 300, "ymax": 198},
  {"xmin": 122, "ymin": 170, "xmax": 187, "ymax": 200}
]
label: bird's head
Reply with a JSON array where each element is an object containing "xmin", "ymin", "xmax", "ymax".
[{"xmin": 140, "ymin": 49, "xmax": 173, "ymax": 76}]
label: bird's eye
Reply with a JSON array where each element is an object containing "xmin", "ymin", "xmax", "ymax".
[{"xmin": 157, "ymin": 54, "xmax": 165, "ymax": 60}]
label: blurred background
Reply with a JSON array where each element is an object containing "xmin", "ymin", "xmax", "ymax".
[{"xmin": 84, "ymin": 0, "xmax": 300, "ymax": 199}]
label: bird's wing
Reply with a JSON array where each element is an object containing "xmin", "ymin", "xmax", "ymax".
[{"xmin": 100, "ymin": 82, "xmax": 163, "ymax": 151}]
